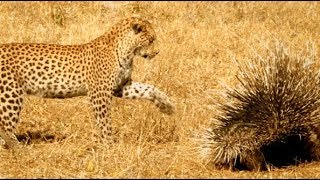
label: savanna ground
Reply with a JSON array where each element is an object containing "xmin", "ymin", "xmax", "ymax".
[{"xmin": 0, "ymin": 1, "xmax": 320, "ymax": 178}]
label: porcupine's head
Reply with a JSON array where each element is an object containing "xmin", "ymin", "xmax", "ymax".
[{"xmin": 198, "ymin": 43, "xmax": 320, "ymax": 171}]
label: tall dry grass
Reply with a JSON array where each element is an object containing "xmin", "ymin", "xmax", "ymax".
[{"xmin": 0, "ymin": 1, "xmax": 319, "ymax": 178}]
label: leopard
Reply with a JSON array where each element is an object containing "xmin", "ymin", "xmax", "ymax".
[{"xmin": 0, "ymin": 17, "xmax": 175, "ymax": 149}]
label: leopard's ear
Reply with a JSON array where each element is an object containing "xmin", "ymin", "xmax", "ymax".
[{"xmin": 132, "ymin": 23, "xmax": 143, "ymax": 34}]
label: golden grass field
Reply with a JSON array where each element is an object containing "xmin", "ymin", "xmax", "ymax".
[{"xmin": 0, "ymin": 1, "xmax": 320, "ymax": 178}]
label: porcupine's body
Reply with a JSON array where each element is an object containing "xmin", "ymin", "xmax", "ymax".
[{"xmin": 200, "ymin": 43, "xmax": 320, "ymax": 171}]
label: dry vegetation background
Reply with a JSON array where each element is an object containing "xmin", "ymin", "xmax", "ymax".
[{"xmin": 0, "ymin": 1, "xmax": 320, "ymax": 178}]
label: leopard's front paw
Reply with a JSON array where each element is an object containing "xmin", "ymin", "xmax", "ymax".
[{"xmin": 157, "ymin": 98, "xmax": 175, "ymax": 115}]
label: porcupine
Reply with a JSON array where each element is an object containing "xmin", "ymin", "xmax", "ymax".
[{"xmin": 199, "ymin": 43, "xmax": 320, "ymax": 171}]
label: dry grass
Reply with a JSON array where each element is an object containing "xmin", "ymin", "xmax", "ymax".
[{"xmin": 0, "ymin": 1, "xmax": 319, "ymax": 178}]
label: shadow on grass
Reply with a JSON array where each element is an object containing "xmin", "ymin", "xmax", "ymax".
[{"xmin": 15, "ymin": 131, "xmax": 67, "ymax": 145}]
